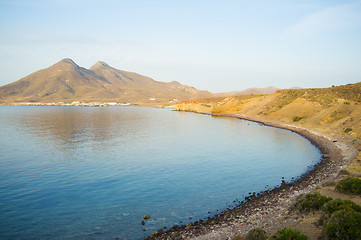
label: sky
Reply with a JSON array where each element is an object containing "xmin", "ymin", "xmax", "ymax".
[{"xmin": 0, "ymin": 0, "xmax": 361, "ymax": 93}]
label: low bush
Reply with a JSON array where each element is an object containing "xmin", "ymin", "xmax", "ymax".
[
  {"xmin": 322, "ymin": 198, "xmax": 361, "ymax": 216},
  {"xmin": 335, "ymin": 177, "xmax": 361, "ymax": 195},
  {"xmin": 271, "ymin": 227, "xmax": 308, "ymax": 240},
  {"xmin": 323, "ymin": 209, "xmax": 361, "ymax": 239},
  {"xmin": 296, "ymin": 193, "xmax": 332, "ymax": 212},
  {"xmin": 292, "ymin": 116, "xmax": 307, "ymax": 122},
  {"xmin": 246, "ymin": 228, "xmax": 267, "ymax": 240},
  {"xmin": 344, "ymin": 127, "xmax": 353, "ymax": 133},
  {"xmin": 293, "ymin": 193, "xmax": 361, "ymax": 239}
]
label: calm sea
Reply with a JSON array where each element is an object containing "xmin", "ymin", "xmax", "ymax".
[{"xmin": 0, "ymin": 106, "xmax": 321, "ymax": 239}]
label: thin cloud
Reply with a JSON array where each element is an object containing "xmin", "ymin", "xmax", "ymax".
[{"xmin": 286, "ymin": 1, "xmax": 361, "ymax": 38}]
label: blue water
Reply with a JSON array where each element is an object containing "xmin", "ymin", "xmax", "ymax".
[{"xmin": 0, "ymin": 106, "xmax": 322, "ymax": 239}]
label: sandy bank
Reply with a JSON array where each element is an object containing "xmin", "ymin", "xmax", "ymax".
[{"xmin": 147, "ymin": 112, "xmax": 358, "ymax": 239}]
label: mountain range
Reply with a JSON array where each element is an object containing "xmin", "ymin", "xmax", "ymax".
[
  {"xmin": 0, "ymin": 58, "xmax": 213, "ymax": 104},
  {"xmin": 230, "ymin": 86, "xmax": 280, "ymax": 95}
]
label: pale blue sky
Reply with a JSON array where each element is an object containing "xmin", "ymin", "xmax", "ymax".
[{"xmin": 1, "ymin": 0, "xmax": 361, "ymax": 92}]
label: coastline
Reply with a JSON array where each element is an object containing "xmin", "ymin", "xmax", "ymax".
[
  {"xmin": 2, "ymin": 104, "xmax": 358, "ymax": 238},
  {"xmin": 148, "ymin": 112, "xmax": 358, "ymax": 239}
]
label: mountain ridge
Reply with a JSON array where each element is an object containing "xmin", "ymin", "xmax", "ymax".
[
  {"xmin": 0, "ymin": 58, "xmax": 213, "ymax": 104},
  {"xmin": 232, "ymin": 86, "xmax": 279, "ymax": 95}
]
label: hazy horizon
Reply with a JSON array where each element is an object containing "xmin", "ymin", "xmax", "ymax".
[{"xmin": 1, "ymin": 0, "xmax": 361, "ymax": 92}]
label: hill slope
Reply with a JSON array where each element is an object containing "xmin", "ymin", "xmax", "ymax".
[
  {"xmin": 174, "ymin": 82, "xmax": 361, "ymax": 238},
  {"xmin": 175, "ymin": 82, "xmax": 361, "ymax": 139},
  {"xmin": 0, "ymin": 58, "xmax": 213, "ymax": 104}
]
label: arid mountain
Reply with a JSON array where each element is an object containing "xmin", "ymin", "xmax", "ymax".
[
  {"xmin": 231, "ymin": 86, "xmax": 279, "ymax": 95},
  {"xmin": 215, "ymin": 86, "xmax": 282, "ymax": 97},
  {"xmin": 0, "ymin": 58, "xmax": 213, "ymax": 104}
]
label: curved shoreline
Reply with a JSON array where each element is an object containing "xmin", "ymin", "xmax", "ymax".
[{"xmin": 147, "ymin": 112, "xmax": 358, "ymax": 239}]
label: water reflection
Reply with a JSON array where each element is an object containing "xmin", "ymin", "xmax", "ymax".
[
  {"xmin": 0, "ymin": 106, "xmax": 322, "ymax": 240},
  {"xmin": 16, "ymin": 107, "xmax": 147, "ymax": 147}
]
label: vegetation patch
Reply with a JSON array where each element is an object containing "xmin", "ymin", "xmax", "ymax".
[
  {"xmin": 344, "ymin": 127, "xmax": 353, "ymax": 133},
  {"xmin": 323, "ymin": 209, "xmax": 361, "ymax": 239},
  {"xmin": 296, "ymin": 193, "xmax": 332, "ymax": 212},
  {"xmin": 322, "ymin": 198, "xmax": 361, "ymax": 216},
  {"xmin": 271, "ymin": 227, "xmax": 308, "ymax": 240},
  {"xmin": 293, "ymin": 193, "xmax": 361, "ymax": 240},
  {"xmin": 335, "ymin": 177, "xmax": 361, "ymax": 195},
  {"xmin": 292, "ymin": 116, "xmax": 307, "ymax": 122}
]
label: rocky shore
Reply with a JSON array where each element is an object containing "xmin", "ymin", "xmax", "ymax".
[{"xmin": 146, "ymin": 112, "xmax": 358, "ymax": 239}]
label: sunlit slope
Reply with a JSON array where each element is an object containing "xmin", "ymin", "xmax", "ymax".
[
  {"xmin": 0, "ymin": 59, "xmax": 213, "ymax": 104},
  {"xmin": 175, "ymin": 83, "xmax": 361, "ymax": 138},
  {"xmin": 89, "ymin": 61, "xmax": 213, "ymax": 103},
  {"xmin": 0, "ymin": 59, "xmax": 109, "ymax": 103}
]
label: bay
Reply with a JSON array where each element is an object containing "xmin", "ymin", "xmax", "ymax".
[{"xmin": 0, "ymin": 106, "xmax": 321, "ymax": 239}]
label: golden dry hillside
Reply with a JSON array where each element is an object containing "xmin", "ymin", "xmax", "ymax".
[
  {"xmin": 0, "ymin": 59, "xmax": 213, "ymax": 104},
  {"xmin": 175, "ymin": 82, "xmax": 361, "ymax": 140}
]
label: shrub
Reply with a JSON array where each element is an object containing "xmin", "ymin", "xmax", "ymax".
[
  {"xmin": 344, "ymin": 128, "xmax": 353, "ymax": 133},
  {"xmin": 271, "ymin": 227, "xmax": 308, "ymax": 240},
  {"xmin": 292, "ymin": 116, "xmax": 307, "ymax": 122},
  {"xmin": 246, "ymin": 228, "xmax": 267, "ymax": 240},
  {"xmin": 323, "ymin": 209, "xmax": 361, "ymax": 239},
  {"xmin": 344, "ymin": 101, "xmax": 350, "ymax": 105},
  {"xmin": 322, "ymin": 198, "xmax": 361, "ymax": 216},
  {"xmin": 296, "ymin": 193, "xmax": 332, "ymax": 212},
  {"xmin": 335, "ymin": 177, "xmax": 361, "ymax": 195}
]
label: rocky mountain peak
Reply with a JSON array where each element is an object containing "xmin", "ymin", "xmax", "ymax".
[
  {"xmin": 62, "ymin": 58, "xmax": 75, "ymax": 63},
  {"xmin": 52, "ymin": 58, "xmax": 79, "ymax": 69},
  {"xmin": 0, "ymin": 58, "xmax": 213, "ymax": 104},
  {"xmin": 90, "ymin": 61, "xmax": 111, "ymax": 70}
]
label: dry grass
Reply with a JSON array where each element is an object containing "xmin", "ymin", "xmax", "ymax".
[{"xmin": 175, "ymin": 82, "xmax": 361, "ymax": 139}]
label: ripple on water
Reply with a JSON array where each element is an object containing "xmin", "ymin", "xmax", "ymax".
[{"xmin": 0, "ymin": 106, "xmax": 322, "ymax": 239}]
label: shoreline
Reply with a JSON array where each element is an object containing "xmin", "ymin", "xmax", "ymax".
[
  {"xmin": 0, "ymin": 102, "xmax": 174, "ymax": 107},
  {"xmin": 148, "ymin": 112, "xmax": 358, "ymax": 239}
]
